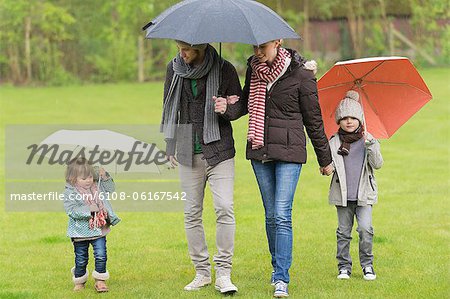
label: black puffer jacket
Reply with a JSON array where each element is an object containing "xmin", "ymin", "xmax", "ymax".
[
  {"xmin": 228, "ymin": 49, "xmax": 332, "ymax": 167},
  {"xmin": 163, "ymin": 58, "xmax": 243, "ymax": 167}
]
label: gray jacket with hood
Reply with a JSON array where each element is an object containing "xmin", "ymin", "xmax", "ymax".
[{"xmin": 328, "ymin": 132, "xmax": 383, "ymax": 207}]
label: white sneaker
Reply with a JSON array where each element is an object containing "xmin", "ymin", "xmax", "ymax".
[
  {"xmin": 337, "ymin": 269, "xmax": 351, "ymax": 280},
  {"xmin": 274, "ymin": 281, "xmax": 289, "ymax": 298},
  {"xmin": 215, "ymin": 276, "xmax": 238, "ymax": 294},
  {"xmin": 184, "ymin": 274, "xmax": 211, "ymax": 291},
  {"xmin": 363, "ymin": 266, "xmax": 377, "ymax": 281}
]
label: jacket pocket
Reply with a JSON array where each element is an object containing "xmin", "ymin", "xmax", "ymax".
[
  {"xmin": 369, "ymin": 175, "xmax": 375, "ymax": 191},
  {"xmin": 267, "ymin": 126, "xmax": 288, "ymax": 146},
  {"xmin": 329, "ymin": 172, "xmax": 335, "ymax": 189},
  {"xmin": 329, "ymin": 172, "xmax": 342, "ymax": 204}
]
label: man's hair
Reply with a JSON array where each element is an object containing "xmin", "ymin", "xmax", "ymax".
[{"xmin": 175, "ymin": 40, "xmax": 207, "ymax": 51}]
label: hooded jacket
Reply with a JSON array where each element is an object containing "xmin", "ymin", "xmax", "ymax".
[
  {"xmin": 227, "ymin": 49, "xmax": 332, "ymax": 166},
  {"xmin": 64, "ymin": 177, "xmax": 120, "ymax": 238},
  {"xmin": 328, "ymin": 132, "xmax": 383, "ymax": 206}
]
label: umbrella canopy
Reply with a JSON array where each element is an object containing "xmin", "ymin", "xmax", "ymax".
[
  {"xmin": 318, "ymin": 57, "xmax": 432, "ymax": 139},
  {"xmin": 39, "ymin": 129, "xmax": 171, "ymax": 173},
  {"xmin": 143, "ymin": 0, "xmax": 300, "ymax": 45}
]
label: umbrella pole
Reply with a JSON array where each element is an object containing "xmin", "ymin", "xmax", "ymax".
[
  {"xmin": 358, "ymin": 89, "xmax": 368, "ymax": 139},
  {"xmin": 218, "ymin": 42, "xmax": 223, "ymax": 96}
]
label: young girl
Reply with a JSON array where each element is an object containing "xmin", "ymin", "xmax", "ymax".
[
  {"xmin": 328, "ymin": 90, "xmax": 383, "ymax": 281},
  {"xmin": 64, "ymin": 157, "xmax": 120, "ymax": 292}
]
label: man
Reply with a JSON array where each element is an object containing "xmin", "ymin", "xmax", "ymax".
[{"xmin": 161, "ymin": 40, "xmax": 242, "ymax": 294}]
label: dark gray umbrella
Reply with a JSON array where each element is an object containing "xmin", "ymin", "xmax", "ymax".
[
  {"xmin": 142, "ymin": 0, "xmax": 300, "ymax": 45},
  {"xmin": 142, "ymin": 0, "xmax": 300, "ymax": 95}
]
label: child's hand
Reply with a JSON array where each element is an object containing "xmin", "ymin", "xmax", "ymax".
[
  {"xmin": 365, "ymin": 136, "xmax": 377, "ymax": 147},
  {"xmin": 99, "ymin": 167, "xmax": 107, "ymax": 179}
]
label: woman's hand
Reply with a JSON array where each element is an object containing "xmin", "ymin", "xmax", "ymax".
[{"xmin": 320, "ymin": 163, "xmax": 334, "ymax": 176}]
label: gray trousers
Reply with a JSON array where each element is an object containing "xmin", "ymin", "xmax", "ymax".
[
  {"xmin": 179, "ymin": 154, "xmax": 235, "ymax": 277},
  {"xmin": 336, "ymin": 202, "xmax": 374, "ymax": 272}
]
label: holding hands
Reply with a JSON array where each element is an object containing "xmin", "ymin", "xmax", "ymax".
[
  {"xmin": 213, "ymin": 95, "xmax": 240, "ymax": 114},
  {"xmin": 320, "ymin": 163, "xmax": 334, "ymax": 176}
]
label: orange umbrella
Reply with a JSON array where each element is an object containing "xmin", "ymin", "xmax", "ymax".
[{"xmin": 318, "ymin": 57, "xmax": 432, "ymax": 139}]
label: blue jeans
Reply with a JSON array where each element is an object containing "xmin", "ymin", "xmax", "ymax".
[
  {"xmin": 73, "ymin": 236, "xmax": 107, "ymax": 277},
  {"xmin": 251, "ymin": 160, "xmax": 302, "ymax": 283}
]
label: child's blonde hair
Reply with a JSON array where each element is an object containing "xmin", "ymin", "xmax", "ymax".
[{"xmin": 65, "ymin": 157, "xmax": 95, "ymax": 185}]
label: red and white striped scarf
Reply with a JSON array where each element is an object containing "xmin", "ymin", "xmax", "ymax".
[
  {"xmin": 75, "ymin": 183, "xmax": 108, "ymax": 229},
  {"xmin": 248, "ymin": 47, "xmax": 291, "ymax": 149}
]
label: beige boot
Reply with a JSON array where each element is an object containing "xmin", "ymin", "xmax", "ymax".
[
  {"xmin": 92, "ymin": 270, "xmax": 109, "ymax": 293},
  {"xmin": 71, "ymin": 267, "xmax": 88, "ymax": 291}
]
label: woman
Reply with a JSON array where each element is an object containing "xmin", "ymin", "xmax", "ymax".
[{"xmin": 219, "ymin": 40, "xmax": 333, "ymax": 297}]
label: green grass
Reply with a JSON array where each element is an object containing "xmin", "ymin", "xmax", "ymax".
[{"xmin": 0, "ymin": 68, "xmax": 449, "ymax": 298}]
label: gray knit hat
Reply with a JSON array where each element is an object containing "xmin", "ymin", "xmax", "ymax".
[{"xmin": 334, "ymin": 90, "xmax": 364, "ymax": 124}]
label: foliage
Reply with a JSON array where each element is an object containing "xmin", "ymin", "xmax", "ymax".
[{"xmin": 0, "ymin": 0, "xmax": 447, "ymax": 85}]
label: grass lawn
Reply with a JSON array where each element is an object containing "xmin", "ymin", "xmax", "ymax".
[{"xmin": 0, "ymin": 68, "xmax": 448, "ymax": 298}]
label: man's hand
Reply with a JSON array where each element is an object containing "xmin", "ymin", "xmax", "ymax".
[
  {"xmin": 167, "ymin": 155, "xmax": 178, "ymax": 168},
  {"xmin": 213, "ymin": 96, "xmax": 227, "ymax": 114},
  {"xmin": 320, "ymin": 163, "xmax": 334, "ymax": 176},
  {"xmin": 213, "ymin": 95, "xmax": 240, "ymax": 114}
]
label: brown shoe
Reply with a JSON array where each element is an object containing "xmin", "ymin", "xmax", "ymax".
[
  {"xmin": 94, "ymin": 280, "xmax": 109, "ymax": 293},
  {"xmin": 72, "ymin": 267, "xmax": 88, "ymax": 292},
  {"xmin": 73, "ymin": 283, "xmax": 85, "ymax": 291}
]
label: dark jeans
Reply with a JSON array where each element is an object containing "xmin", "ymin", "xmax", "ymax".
[{"xmin": 73, "ymin": 236, "xmax": 107, "ymax": 278}]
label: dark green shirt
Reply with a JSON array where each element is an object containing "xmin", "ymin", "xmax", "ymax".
[{"xmin": 191, "ymin": 79, "xmax": 202, "ymax": 154}]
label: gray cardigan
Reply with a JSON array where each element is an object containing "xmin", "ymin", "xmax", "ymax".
[
  {"xmin": 328, "ymin": 132, "xmax": 383, "ymax": 207},
  {"xmin": 163, "ymin": 59, "xmax": 243, "ymax": 167}
]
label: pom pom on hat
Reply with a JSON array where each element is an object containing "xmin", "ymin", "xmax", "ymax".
[
  {"xmin": 345, "ymin": 90, "xmax": 359, "ymax": 101},
  {"xmin": 334, "ymin": 90, "xmax": 364, "ymax": 124}
]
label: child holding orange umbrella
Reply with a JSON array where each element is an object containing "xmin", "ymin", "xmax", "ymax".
[{"xmin": 327, "ymin": 90, "xmax": 383, "ymax": 280}]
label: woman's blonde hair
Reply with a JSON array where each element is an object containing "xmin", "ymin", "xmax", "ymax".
[{"xmin": 65, "ymin": 157, "xmax": 95, "ymax": 185}]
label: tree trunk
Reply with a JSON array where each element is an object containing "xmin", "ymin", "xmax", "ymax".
[
  {"xmin": 25, "ymin": 16, "xmax": 32, "ymax": 82},
  {"xmin": 138, "ymin": 35, "xmax": 145, "ymax": 82},
  {"xmin": 303, "ymin": 0, "xmax": 310, "ymax": 52},
  {"xmin": 356, "ymin": 0, "xmax": 363, "ymax": 57},
  {"xmin": 346, "ymin": 0, "xmax": 362, "ymax": 57},
  {"xmin": 8, "ymin": 45, "xmax": 22, "ymax": 84}
]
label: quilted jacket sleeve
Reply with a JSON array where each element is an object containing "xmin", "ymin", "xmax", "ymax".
[
  {"xmin": 63, "ymin": 187, "xmax": 91, "ymax": 220},
  {"xmin": 298, "ymin": 69, "xmax": 332, "ymax": 167}
]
